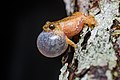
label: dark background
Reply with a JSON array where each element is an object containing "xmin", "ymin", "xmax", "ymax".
[{"xmin": 4, "ymin": 0, "xmax": 67, "ymax": 80}]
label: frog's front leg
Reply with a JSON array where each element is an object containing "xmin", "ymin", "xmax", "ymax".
[{"xmin": 66, "ymin": 36, "xmax": 76, "ymax": 49}]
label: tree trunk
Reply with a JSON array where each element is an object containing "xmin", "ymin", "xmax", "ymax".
[{"xmin": 59, "ymin": 0, "xmax": 120, "ymax": 80}]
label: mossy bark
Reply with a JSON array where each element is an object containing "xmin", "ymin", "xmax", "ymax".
[{"xmin": 59, "ymin": 0, "xmax": 120, "ymax": 80}]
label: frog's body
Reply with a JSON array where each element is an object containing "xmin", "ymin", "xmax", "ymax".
[
  {"xmin": 37, "ymin": 12, "xmax": 96, "ymax": 57},
  {"xmin": 43, "ymin": 12, "xmax": 96, "ymax": 48}
]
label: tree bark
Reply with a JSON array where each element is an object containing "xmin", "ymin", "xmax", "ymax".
[{"xmin": 59, "ymin": 0, "xmax": 120, "ymax": 80}]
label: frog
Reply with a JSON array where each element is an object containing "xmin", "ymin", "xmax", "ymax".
[{"xmin": 37, "ymin": 12, "xmax": 96, "ymax": 57}]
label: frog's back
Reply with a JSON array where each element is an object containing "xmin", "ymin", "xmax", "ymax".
[{"xmin": 58, "ymin": 12, "xmax": 84, "ymax": 38}]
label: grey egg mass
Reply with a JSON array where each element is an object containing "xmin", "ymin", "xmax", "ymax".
[{"xmin": 37, "ymin": 31, "xmax": 68, "ymax": 57}]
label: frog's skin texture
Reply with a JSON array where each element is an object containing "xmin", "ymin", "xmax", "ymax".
[{"xmin": 37, "ymin": 12, "xmax": 96, "ymax": 57}]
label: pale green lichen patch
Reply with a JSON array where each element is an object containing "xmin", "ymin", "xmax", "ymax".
[
  {"xmin": 105, "ymin": 70, "xmax": 113, "ymax": 80},
  {"xmin": 59, "ymin": 63, "xmax": 69, "ymax": 80},
  {"xmin": 74, "ymin": 0, "xmax": 119, "ymax": 74}
]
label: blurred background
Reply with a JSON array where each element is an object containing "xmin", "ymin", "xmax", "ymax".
[{"xmin": 4, "ymin": 0, "xmax": 67, "ymax": 80}]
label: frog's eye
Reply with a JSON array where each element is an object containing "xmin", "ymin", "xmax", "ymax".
[{"xmin": 49, "ymin": 24, "xmax": 56, "ymax": 30}]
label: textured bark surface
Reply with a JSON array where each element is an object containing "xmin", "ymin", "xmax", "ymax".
[{"xmin": 59, "ymin": 0, "xmax": 120, "ymax": 80}]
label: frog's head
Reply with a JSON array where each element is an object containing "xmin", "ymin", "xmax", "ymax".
[{"xmin": 43, "ymin": 21, "xmax": 61, "ymax": 32}]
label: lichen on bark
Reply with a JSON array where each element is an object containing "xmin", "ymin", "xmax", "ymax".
[{"xmin": 59, "ymin": 0, "xmax": 120, "ymax": 80}]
